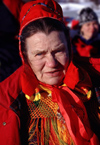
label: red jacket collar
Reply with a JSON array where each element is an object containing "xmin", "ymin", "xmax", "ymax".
[
  {"xmin": 21, "ymin": 61, "xmax": 92, "ymax": 95},
  {"xmin": 0, "ymin": 61, "xmax": 92, "ymax": 108}
]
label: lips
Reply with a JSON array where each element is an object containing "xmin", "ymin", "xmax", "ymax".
[{"xmin": 45, "ymin": 70, "xmax": 63, "ymax": 77}]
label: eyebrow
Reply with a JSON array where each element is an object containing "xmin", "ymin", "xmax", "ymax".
[
  {"xmin": 31, "ymin": 50, "xmax": 47, "ymax": 55},
  {"xmin": 31, "ymin": 43, "xmax": 65, "ymax": 54},
  {"xmin": 52, "ymin": 43, "xmax": 65, "ymax": 51}
]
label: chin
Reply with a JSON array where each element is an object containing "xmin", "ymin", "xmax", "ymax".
[{"xmin": 44, "ymin": 77, "xmax": 63, "ymax": 86}]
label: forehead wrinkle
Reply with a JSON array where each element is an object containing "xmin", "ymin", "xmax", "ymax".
[
  {"xmin": 52, "ymin": 43, "xmax": 64, "ymax": 50},
  {"xmin": 26, "ymin": 31, "xmax": 67, "ymax": 54},
  {"xmin": 26, "ymin": 37, "xmax": 47, "ymax": 54}
]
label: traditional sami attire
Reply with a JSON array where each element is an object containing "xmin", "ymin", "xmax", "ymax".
[
  {"xmin": 0, "ymin": 62, "xmax": 99, "ymax": 145},
  {"xmin": 0, "ymin": 0, "xmax": 99, "ymax": 144}
]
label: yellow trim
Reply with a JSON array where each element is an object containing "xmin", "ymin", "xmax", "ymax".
[
  {"xmin": 39, "ymin": 85, "xmax": 51, "ymax": 94},
  {"xmin": 87, "ymin": 90, "xmax": 92, "ymax": 100},
  {"xmin": 25, "ymin": 84, "xmax": 52, "ymax": 101}
]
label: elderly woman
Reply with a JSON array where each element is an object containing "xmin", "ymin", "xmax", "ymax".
[{"xmin": 0, "ymin": 1, "xmax": 99, "ymax": 145}]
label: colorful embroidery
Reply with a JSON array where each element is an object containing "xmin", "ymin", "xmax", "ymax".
[{"xmin": 25, "ymin": 85, "xmax": 75, "ymax": 145}]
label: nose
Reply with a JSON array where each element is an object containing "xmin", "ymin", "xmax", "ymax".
[{"xmin": 46, "ymin": 53, "xmax": 57, "ymax": 67}]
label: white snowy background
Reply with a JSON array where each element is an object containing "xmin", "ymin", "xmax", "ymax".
[
  {"xmin": 57, "ymin": 0, "xmax": 100, "ymax": 37},
  {"xmin": 58, "ymin": 1, "xmax": 100, "ymax": 20}
]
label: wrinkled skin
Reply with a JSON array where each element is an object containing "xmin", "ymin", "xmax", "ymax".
[{"xmin": 26, "ymin": 31, "xmax": 69, "ymax": 85}]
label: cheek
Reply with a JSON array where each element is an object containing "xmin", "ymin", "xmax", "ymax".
[
  {"xmin": 57, "ymin": 53, "xmax": 69, "ymax": 66},
  {"xmin": 95, "ymin": 26, "xmax": 99, "ymax": 32},
  {"xmin": 29, "ymin": 59, "xmax": 45, "ymax": 73},
  {"xmin": 81, "ymin": 26, "xmax": 87, "ymax": 33}
]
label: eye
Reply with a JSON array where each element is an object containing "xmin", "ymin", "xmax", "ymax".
[
  {"xmin": 36, "ymin": 52, "xmax": 43, "ymax": 56},
  {"xmin": 86, "ymin": 23, "xmax": 89, "ymax": 26},
  {"xmin": 35, "ymin": 51, "xmax": 46, "ymax": 58},
  {"xmin": 56, "ymin": 47, "xmax": 65, "ymax": 54},
  {"xmin": 57, "ymin": 49, "xmax": 63, "ymax": 53}
]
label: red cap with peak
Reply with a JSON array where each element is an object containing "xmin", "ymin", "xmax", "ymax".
[
  {"xmin": 19, "ymin": 0, "xmax": 63, "ymax": 33},
  {"xmin": 19, "ymin": 0, "xmax": 64, "ymax": 63}
]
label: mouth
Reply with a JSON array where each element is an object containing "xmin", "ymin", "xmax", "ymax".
[{"xmin": 45, "ymin": 70, "xmax": 63, "ymax": 77}]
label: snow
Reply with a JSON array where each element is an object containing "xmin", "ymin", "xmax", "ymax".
[{"xmin": 59, "ymin": 2, "xmax": 100, "ymax": 19}]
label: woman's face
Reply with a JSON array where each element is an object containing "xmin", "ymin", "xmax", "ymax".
[
  {"xmin": 80, "ymin": 21, "xmax": 99, "ymax": 40},
  {"xmin": 26, "ymin": 31, "xmax": 69, "ymax": 85}
]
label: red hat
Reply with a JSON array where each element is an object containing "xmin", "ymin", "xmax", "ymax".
[
  {"xmin": 19, "ymin": 0, "xmax": 64, "ymax": 62},
  {"xmin": 19, "ymin": 0, "xmax": 63, "ymax": 33}
]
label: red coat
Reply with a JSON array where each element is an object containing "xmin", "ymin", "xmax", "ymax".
[
  {"xmin": 72, "ymin": 35, "xmax": 100, "ymax": 57},
  {"xmin": 72, "ymin": 35, "xmax": 100, "ymax": 87},
  {"xmin": 0, "ymin": 63, "xmax": 99, "ymax": 145},
  {"xmin": 0, "ymin": 66, "xmax": 22, "ymax": 145}
]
